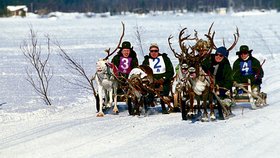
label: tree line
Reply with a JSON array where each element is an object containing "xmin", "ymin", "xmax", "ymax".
[{"xmin": 1, "ymin": 0, "xmax": 280, "ymax": 16}]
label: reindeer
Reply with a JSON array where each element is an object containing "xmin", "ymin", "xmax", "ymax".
[
  {"xmin": 169, "ymin": 25, "xmax": 215, "ymax": 121},
  {"xmin": 92, "ymin": 22, "xmax": 125, "ymax": 117},
  {"xmin": 126, "ymin": 65, "xmax": 173, "ymax": 116},
  {"xmin": 126, "ymin": 65, "xmax": 153, "ymax": 115}
]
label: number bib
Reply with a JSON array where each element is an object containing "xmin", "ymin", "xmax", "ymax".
[
  {"xmin": 118, "ymin": 57, "xmax": 132, "ymax": 74},
  {"xmin": 240, "ymin": 60, "xmax": 253, "ymax": 76},
  {"xmin": 149, "ymin": 56, "xmax": 166, "ymax": 74}
]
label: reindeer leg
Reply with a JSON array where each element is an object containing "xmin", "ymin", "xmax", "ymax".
[
  {"xmin": 97, "ymin": 88, "xmax": 105, "ymax": 117},
  {"xmin": 201, "ymin": 92, "xmax": 209, "ymax": 122},
  {"xmin": 112, "ymin": 87, "xmax": 119, "ymax": 114},
  {"xmin": 160, "ymin": 99, "xmax": 169, "ymax": 114},
  {"xmin": 135, "ymin": 98, "xmax": 140, "ymax": 116},
  {"xmin": 208, "ymin": 92, "xmax": 216, "ymax": 121},
  {"xmin": 112, "ymin": 94, "xmax": 119, "ymax": 114},
  {"xmin": 107, "ymin": 89, "xmax": 113, "ymax": 109},
  {"xmin": 188, "ymin": 93, "xmax": 195, "ymax": 116}
]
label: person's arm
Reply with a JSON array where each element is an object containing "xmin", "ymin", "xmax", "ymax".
[
  {"xmin": 142, "ymin": 56, "xmax": 149, "ymax": 66},
  {"xmin": 131, "ymin": 57, "xmax": 139, "ymax": 69},
  {"xmin": 201, "ymin": 56, "xmax": 211, "ymax": 73},
  {"xmin": 221, "ymin": 63, "xmax": 233, "ymax": 89},
  {"xmin": 232, "ymin": 60, "xmax": 241, "ymax": 83},
  {"xmin": 253, "ymin": 58, "xmax": 264, "ymax": 79},
  {"xmin": 163, "ymin": 54, "xmax": 174, "ymax": 80},
  {"xmin": 111, "ymin": 55, "xmax": 119, "ymax": 67}
]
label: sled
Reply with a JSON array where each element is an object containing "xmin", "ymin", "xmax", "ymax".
[{"xmin": 232, "ymin": 79, "xmax": 267, "ymax": 110}]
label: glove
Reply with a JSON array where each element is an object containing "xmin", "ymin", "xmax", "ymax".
[{"xmin": 253, "ymin": 77, "xmax": 262, "ymax": 85}]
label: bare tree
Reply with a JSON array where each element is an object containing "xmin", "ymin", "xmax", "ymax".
[
  {"xmin": 55, "ymin": 42, "xmax": 97, "ymax": 99},
  {"xmin": 55, "ymin": 22, "xmax": 124, "ymax": 106},
  {"xmin": 21, "ymin": 28, "xmax": 53, "ymax": 105},
  {"xmin": 134, "ymin": 22, "xmax": 145, "ymax": 57}
]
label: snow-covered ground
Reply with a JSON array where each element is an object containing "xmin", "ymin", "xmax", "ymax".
[{"xmin": 1, "ymin": 11, "xmax": 280, "ymax": 158}]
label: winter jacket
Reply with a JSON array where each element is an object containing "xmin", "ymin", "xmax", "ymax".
[
  {"xmin": 142, "ymin": 53, "xmax": 174, "ymax": 96},
  {"xmin": 111, "ymin": 49, "xmax": 139, "ymax": 79},
  {"xmin": 232, "ymin": 56, "xmax": 264, "ymax": 86},
  {"xmin": 202, "ymin": 54, "xmax": 233, "ymax": 90}
]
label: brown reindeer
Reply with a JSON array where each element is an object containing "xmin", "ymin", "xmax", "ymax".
[
  {"xmin": 169, "ymin": 26, "xmax": 215, "ymax": 121},
  {"xmin": 126, "ymin": 65, "xmax": 173, "ymax": 116}
]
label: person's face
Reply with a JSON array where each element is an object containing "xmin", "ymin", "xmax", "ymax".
[
  {"xmin": 214, "ymin": 53, "xmax": 224, "ymax": 63},
  {"xmin": 240, "ymin": 51, "xmax": 249, "ymax": 60},
  {"xmin": 149, "ymin": 48, "xmax": 159, "ymax": 59},
  {"xmin": 122, "ymin": 48, "xmax": 130, "ymax": 57}
]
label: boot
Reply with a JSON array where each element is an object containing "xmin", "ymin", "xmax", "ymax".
[{"xmin": 160, "ymin": 99, "xmax": 169, "ymax": 114}]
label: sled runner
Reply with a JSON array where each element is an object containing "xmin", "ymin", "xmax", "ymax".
[{"xmin": 232, "ymin": 79, "xmax": 267, "ymax": 109}]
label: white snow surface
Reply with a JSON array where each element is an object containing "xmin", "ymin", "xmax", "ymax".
[{"xmin": 1, "ymin": 12, "xmax": 280, "ymax": 158}]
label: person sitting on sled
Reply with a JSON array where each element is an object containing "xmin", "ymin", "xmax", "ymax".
[
  {"xmin": 232, "ymin": 45, "xmax": 264, "ymax": 93},
  {"xmin": 111, "ymin": 41, "xmax": 139, "ymax": 96},
  {"xmin": 142, "ymin": 43, "xmax": 174, "ymax": 114},
  {"xmin": 111, "ymin": 41, "xmax": 139, "ymax": 79},
  {"xmin": 202, "ymin": 46, "xmax": 233, "ymax": 118}
]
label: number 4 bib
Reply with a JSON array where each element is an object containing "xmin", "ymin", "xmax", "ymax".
[{"xmin": 149, "ymin": 56, "xmax": 166, "ymax": 74}]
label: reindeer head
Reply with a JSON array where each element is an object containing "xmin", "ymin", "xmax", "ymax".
[
  {"xmin": 168, "ymin": 26, "xmax": 212, "ymax": 78},
  {"xmin": 96, "ymin": 59, "xmax": 108, "ymax": 74}
]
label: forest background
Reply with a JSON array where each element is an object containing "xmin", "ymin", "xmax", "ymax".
[{"xmin": 1, "ymin": 0, "xmax": 280, "ymax": 17}]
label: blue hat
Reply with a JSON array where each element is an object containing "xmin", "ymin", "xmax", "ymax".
[{"xmin": 215, "ymin": 46, "xmax": 229, "ymax": 57}]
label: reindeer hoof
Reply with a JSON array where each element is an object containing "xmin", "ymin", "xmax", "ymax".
[
  {"xmin": 96, "ymin": 112, "xmax": 105, "ymax": 117},
  {"xmin": 113, "ymin": 109, "xmax": 119, "ymax": 114},
  {"xmin": 210, "ymin": 114, "xmax": 216, "ymax": 121},
  {"xmin": 201, "ymin": 117, "xmax": 209, "ymax": 122},
  {"xmin": 201, "ymin": 113, "xmax": 209, "ymax": 122},
  {"xmin": 169, "ymin": 107, "xmax": 181, "ymax": 113},
  {"xmin": 162, "ymin": 110, "xmax": 169, "ymax": 114},
  {"xmin": 187, "ymin": 111, "xmax": 195, "ymax": 116}
]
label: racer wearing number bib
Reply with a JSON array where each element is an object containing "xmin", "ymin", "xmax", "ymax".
[
  {"xmin": 142, "ymin": 52, "xmax": 174, "ymax": 96},
  {"xmin": 111, "ymin": 41, "xmax": 139, "ymax": 79},
  {"xmin": 233, "ymin": 45, "xmax": 264, "ymax": 87}
]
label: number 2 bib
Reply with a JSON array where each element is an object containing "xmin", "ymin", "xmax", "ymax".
[{"xmin": 149, "ymin": 56, "xmax": 166, "ymax": 74}]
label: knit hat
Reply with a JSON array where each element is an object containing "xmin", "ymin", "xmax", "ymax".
[
  {"xmin": 121, "ymin": 41, "xmax": 132, "ymax": 49},
  {"xmin": 149, "ymin": 43, "xmax": 159, "ymax": 50},
  {"xmin": 215, "ymin": 46, "xmax": 229, "ymax": 57},
  {"xmin": 236, "ymin": 45, "xmax": 253, "ymax": 55}
]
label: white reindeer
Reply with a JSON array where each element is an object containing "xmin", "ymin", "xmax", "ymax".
[
  {"xmin": 92, "ymin": 22, "xmax": 125, "ymax": 117},
  {"xmin": 93, "ymin": 59, "xmax": 118, "ymax": 117}
]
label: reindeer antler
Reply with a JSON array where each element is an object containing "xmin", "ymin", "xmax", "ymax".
[
  {"xmin": 227, "ymin": 27, "xmax": 239, "ymax": 51},
  {"xmin": 168, "ymin": 35, "xmax": 181, "ymax": 58},
  {"xmin": 178, "ymin": 28, "xmax": 191, "ymax": 53},
  {"xmin": 103, "ymin": 22, "xmax": 125, "ymax": 60},
  {"xmin": 205, "ymin": 22, "xmax": 216, "ymax": 50}
]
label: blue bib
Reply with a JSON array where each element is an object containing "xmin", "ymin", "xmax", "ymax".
[{"xmin": 240, "ymin": 60, "xmax": 253, "ymax": 76}]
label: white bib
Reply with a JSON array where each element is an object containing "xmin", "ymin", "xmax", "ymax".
[{"xmin": 149, "ymin": 56, "xmax": 166, "ymax": 74}]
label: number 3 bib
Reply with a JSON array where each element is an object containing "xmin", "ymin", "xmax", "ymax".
[
  {"xmin": 118, "ymin": 57, "xmax": 132, "ymax": 74},
  {"xmin": 149, "ymin": 56, "xmax": 166, "ymax": 74}
]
